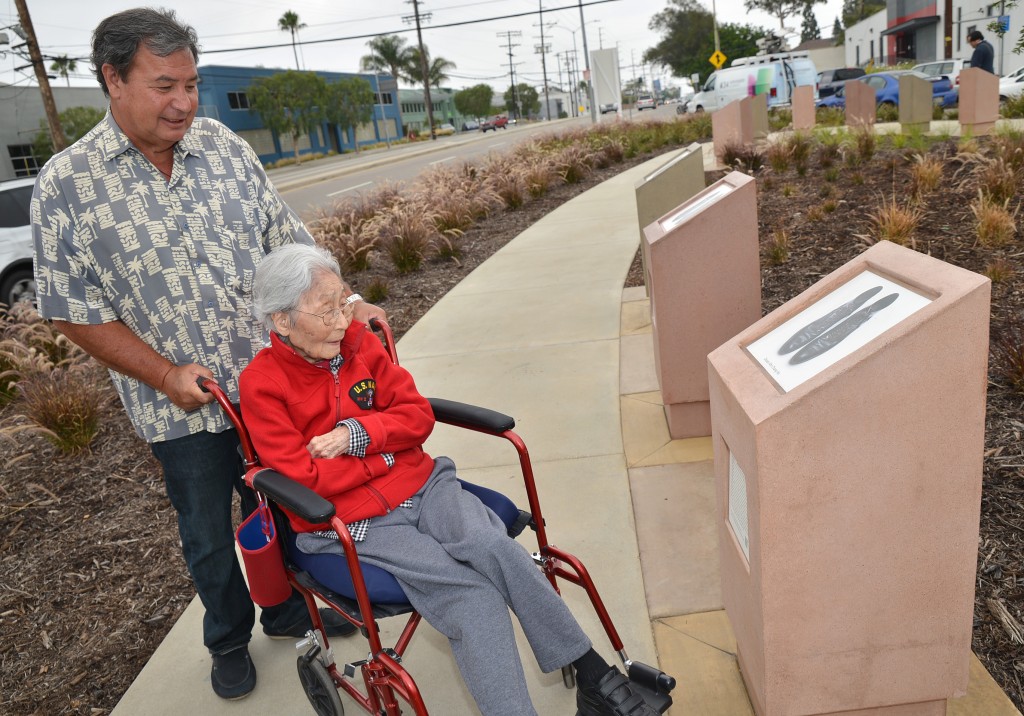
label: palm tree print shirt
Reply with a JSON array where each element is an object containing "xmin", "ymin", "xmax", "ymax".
[{"xmin": 31, "ymin": 113, "xmax": 313, "ymax": 443}]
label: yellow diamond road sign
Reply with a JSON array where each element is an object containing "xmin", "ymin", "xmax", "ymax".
[{"xmin": 710, "ymin": 50, "xmax": 727, "ymax": 69}]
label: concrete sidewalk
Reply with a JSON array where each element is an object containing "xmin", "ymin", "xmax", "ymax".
[{"xmin": 111, "ymin": 141, "xmax": 1021, "ymax": 715}]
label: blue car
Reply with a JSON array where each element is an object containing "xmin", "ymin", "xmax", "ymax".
[{"xmin": 815, "ymin": 70, "xmax": 957, "ymax": 109}]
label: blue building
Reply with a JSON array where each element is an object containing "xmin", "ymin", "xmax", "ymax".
[{"xmin": 196, "ymin": 65, "xmax": 403, "ymax": 164}]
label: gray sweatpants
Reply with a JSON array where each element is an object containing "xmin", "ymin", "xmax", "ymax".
[{"xmin": 297, "ymin": 457, "xmax": 592, "ymax": 715}]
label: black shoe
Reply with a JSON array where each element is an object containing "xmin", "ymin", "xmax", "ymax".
[
  {"xmin": 211, "ymin": 645, "xmax": 256, "ymax": 700},
  {"xmin": 577, "ymin": 666, "xmax": 658, "ymax": 716},
  {"xmin": 263, "ymin": 607, "xmax": 358, "ymax": 640}
]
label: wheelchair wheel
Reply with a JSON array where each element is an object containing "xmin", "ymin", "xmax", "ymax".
[{"xmin": 297, "ymin": 655, "xmax": 344, "ymax": 716}]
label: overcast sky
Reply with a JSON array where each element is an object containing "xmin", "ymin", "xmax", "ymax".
[{"xmin": 4, "ymin": 0, "xmax": 845, "ymax": 92}]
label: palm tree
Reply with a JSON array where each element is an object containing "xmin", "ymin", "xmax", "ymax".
[
  {"xmin": 361, "ymin": 35, "xmax": 414, "ymax": 136},
  {"xmin": 406, "ymin": 46, "xmax": 456, "ymax": 88},
  {"xmin": 360, "ymin": 35, "xmax": 412, "ymax": 85},
  {"xmin": 49, "ymin": 55, "xmax": 77, "ymax": 87},
  {"xmin": 278, "ymin": 11, "xmax": 306, "ymax": 70}
]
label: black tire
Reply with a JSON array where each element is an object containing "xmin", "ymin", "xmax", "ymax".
[
  {"xmin": 0, "ymin": 266, "xmax": 35, "ymax": 309},
  {"xmin": 297, "ymin": 656, "xmax": 344, "ymax": 716}
]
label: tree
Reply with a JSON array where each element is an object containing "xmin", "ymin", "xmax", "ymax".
[
  {"xmin": 247, "ymin": 70, "xmax": 327, "ymax": 165},
  {"xmin": 32, "ymin": 105, "xmax": 104, "ymax": 162},
  {"xmin": 503, "ymin": 83, "xmax": 539, "ymax": 119},
  {"xmin": 278, "ymin": 11, "xmax": 306, "ymax": 70},
  {"xmin": 833, "ymin": 17, "xmax": 844, "ymax": 43},
  {"xmin": 841, "ymin": 0, "xmax": 885, "ymax": 31},
  {"xmin": 49, "ymin": 55, "xmax": 76, "ymax": 87},
  {"xmin": 644, "ymin": 0, "xmax": 763, "ymax": 84},
  {"xmin": 405, "ymin": 46, "xmax": 456, "ymax": 88},
  {"xmin": 745, "ymin": 0, "xmax": 823, "ymax": 33},
  {"xmin": 360, "ymin": 35, "xmax": 413, "ymax": 85},
  {"xmin": 454, "ymin": 84, "xmax": 494, "ymax": 119},
  {"xmin": 801, "ymin": 4, "xmax": 821, "ymax": 42},
  {"xmin": 324, "ymin": 77, "xmax": 374, "ymax": 154}
]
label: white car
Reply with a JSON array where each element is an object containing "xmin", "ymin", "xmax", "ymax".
[
  {"xmin": 911, "ymin": 58, "xmax": 970, "ymax": 87},
  {"xmin": 0, "ymin": 177, "xmax": 36, "ymax": 308},
  {"xmin": 999, "ymin": 72, "xmax": 1024, "ymax": 101},
  {"xmin": 636, "ymin": 95, "xmax": 656, "ymax": 110}
]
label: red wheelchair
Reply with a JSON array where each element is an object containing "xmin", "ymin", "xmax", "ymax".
[{"xmin": 201, "ymin": 318, "xmax": 675, "ymax": 715}]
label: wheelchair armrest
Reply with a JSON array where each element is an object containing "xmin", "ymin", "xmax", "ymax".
[
  {"xmin": 428, "ymin": 398, "xmax": 515, "ymax": 434},
  {"xmin": 249, "ymin": 468, "xmax": 336, "ymax": 525}
]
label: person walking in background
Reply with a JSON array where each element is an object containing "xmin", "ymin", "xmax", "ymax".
[
  {"xmin": 968, "ymin": 30, "xmax": 995, "ymax": 74},
  {"xmin": 31, "ymin": 7, "xmax": 380, "ymax": 701}
]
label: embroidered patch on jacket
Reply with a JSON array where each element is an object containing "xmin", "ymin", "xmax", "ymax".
[{"xmin": 349, "ymin": 378, "xmax": 376, "ymax": 409}]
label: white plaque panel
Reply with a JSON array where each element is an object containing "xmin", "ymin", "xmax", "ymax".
[
  {"xmin": 745, "ymin": 269, "xmax": 932, "ymax": 392},
  {"xmin": 660, "ymin": 183, "xmax": 732, "ymax": 231},
  {"xmin": 728, "ymin": 450, "xmax": 750, "ymax": 562}
]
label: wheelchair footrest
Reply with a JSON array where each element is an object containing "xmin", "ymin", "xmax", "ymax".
[{"xmin": 628, "ymin": 680, "xmax": 672, "ymax": 714}]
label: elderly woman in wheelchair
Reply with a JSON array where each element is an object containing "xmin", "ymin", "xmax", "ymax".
[{"xmin": 238, "ymin": 243, "xmax": 660, "ymax": 716}]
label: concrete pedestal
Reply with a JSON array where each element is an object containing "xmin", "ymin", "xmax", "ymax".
[
  {"xmin": 712, "ymin": 98, "xmax": 754, "ymax": 164},
  {"xmin": 634, "ymin": 144, "xmax": 706, "ymax": 295},
  {"xmin": 792, "ymin": 85, "xmax": 816, "ymax": 131},
  {"xmin": 707, "ymin": 241, "xmax": 991, "ymax": 716},
  {"xmin": 642, "ymin": 171, "xmax": 761, "ymax": 439},
  {"xmin": 751, "ymin": 93, "xmax": 769, "ymax": 141},
  {"xmin": 846, "ymin": 80, "xmax": 876, "ymax": 127},
  {"xmin": 899, "ymin": 73, "xmax": 932, "ymax": 134},
  {"xmin": 959, "ymin": 68, "xmax": 999, "ymax": 136}
]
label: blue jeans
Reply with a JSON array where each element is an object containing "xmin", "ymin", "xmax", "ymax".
[{"xmin": 151, "ymin": 428, "xmax": 311, "ymax": 654}]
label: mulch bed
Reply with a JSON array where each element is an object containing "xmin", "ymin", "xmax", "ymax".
[{"xmin": 4, "ymin": 133, "xmax": 1024, "ymax": 714}]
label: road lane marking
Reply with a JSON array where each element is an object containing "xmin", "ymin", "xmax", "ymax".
[
  {"xmin": 327, "ymin": 181, "xmax": 372, "ymax": 197},
  {"xmin": 429, "ymin": 156, "xmax": 456, "ymax": 165}
]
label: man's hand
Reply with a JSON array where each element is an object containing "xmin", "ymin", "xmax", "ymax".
[
  {"xmin": 307, "ymin": 424, "xmax": 351, "ymax": 459},
  {"xmin": 162, "ymin": 363, "xmax": 217, "ymax": 411}
]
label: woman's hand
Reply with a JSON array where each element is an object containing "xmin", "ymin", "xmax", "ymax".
[{"xmin": 307, "ymin": 424, "xmax": 351, "ymax": 459}]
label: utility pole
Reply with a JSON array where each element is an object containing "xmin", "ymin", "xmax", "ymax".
[
  {"xmin": 577, "ymin": 0, "xmax": 596, "ymax": 122},
  {"xmin": 535, "ymin": 2, "xmax": 552, "ymax": 121},
  {"xmin": 497, "ymin": 30, "xmax": 522, "ymax": 120},
  {"xmin": 554, "ymin": 51, "xmax": 565, "ymax": 116},
  {"xmin": 403, "ymin": 0, "xmax": 436, "ymax": 140},
  {"xmin": 13, "ymin": 0, "xmax": 65, "ymax": 152}
]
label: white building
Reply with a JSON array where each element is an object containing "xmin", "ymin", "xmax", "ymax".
[{"xmin": 844, "ymin": 0, "xmax": 1024, "ymax": 75}]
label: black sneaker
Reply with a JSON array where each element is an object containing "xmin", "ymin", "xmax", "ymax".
[
  {"xmin": 263, "ymin": 607, "xmax": 358, "ymax": 640},
  {"xmin": 577, "ymin": 666, "xmax": 658, "ymax": 716},
  {"xmin": 211, "ymin": 645, "xmax": 256, "ymax": 700}
]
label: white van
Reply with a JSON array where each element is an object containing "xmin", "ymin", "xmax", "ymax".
[{"xmin": 685, "ymin": 53, "xmax": 818, "ymax": 113}]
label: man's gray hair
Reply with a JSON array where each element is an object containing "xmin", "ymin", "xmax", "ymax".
[
  {"xmin": 252, "ymin": 244, "xmax": 343, "ymax": 333},
  {"xmin": 92, "ymin": 8, "xmax": 200, "ymax": 96}
]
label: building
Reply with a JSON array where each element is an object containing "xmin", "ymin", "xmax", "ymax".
[
  {"xmin": 844, "ymin": 0, "xmax": 1024, "ymax": 74},
  {"xmin": 0, "ymin": 64, "xmax": 403, "ymax": 180},
  {"xmin": 197, "ymin": 65, "xmax": 403, "ymax": 162},
  {"xmin": 398, "ymin": 88, "xmax": 470, "ymax": 133},
  {"xmin": 0, "ymin": 83, "xmax": 107, "ymax": 182}
]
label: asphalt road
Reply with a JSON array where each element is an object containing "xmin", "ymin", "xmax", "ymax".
[{"xmin": 276, "ymin": 103, "xmax": 681, "ymax": 221}]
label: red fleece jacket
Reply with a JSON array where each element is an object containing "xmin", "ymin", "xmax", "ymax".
[{"xmin": 239, "ymin": 323, "xmax": 435, "ymax": 532}]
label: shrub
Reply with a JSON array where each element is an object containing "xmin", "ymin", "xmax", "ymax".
[
  {"xmin": 992, "ymin": 319, "xmax": 1024, "ymax": 394},
  {"xmin": 720, "ymin": 142, "xmax": 763, "ymax": 172},
  {"xmin": 768, "ymin": 109, "xmax": 792, "ymax": 131},
  {"xmin": 868, "ymin": 196, "xmax": 922, "ymax": 246},
  {"xmin": 764, "ymin": 141, "xmax": 792, "ymax": 172},
  {"xmin": 853, "ymin": 127, "xmax": 877, "ymax": 163},
  {"xmin": 909, "ymin": 154, "xmax": 943, "ymax": 198},
  {"xmin": 990, "ymin": 128, "xmax": 1024, "ymax": 173},
  {"xmin": 522, "ymin": 159, "xmax": 555, "ymax": 198},
  {"xmin": 815, "ymin": 107, "xmax": 845, "ymax": 127},
  {"xmin": 12, "ymin": 365, "xmax": 106, "ymax": 453},
  {"xmin": 876, "ymin": 103, "xmax": 898, "ymax": 122},
  {"xmin": 372, "ymin": 202, "xmax": 438, "ymax": 273},
  {"xmin": 362, "ymin": 278, "xmax": 389, "ymax": 304},
  {"xmin": 311, "ymin": 214, "xmax": 377, "ymax": 273},
  {"xmin": 554, "ymin": 145, "xmax": 595, "ymax": 184},
  {"xmin": 766, "ymin": 229, "xmax": 789, "ymax": 265},
  {"xmin": 971, "ymin": 194, "xmax": 1018, "ymax": 247},
  {"xmin": 985, "ymin": 257, "xmax": 1015, "ymax": 284},
  {"xmin": 822, "ymin": 198, "xmax": 839, "ymax": 213},
  {"xmin": 1001, "ymin": 93, "xmax": 1024, "ymax": 119}
]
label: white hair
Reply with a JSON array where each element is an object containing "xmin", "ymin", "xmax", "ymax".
[{"xmin": 252, "ymin": 243, "xmax": 342, "ymax": 333}]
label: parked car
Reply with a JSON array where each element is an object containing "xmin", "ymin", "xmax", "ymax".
[
  {"xmin": 434, "ymin": 123, "xmax": 456, "ymax": 136},
  {"xmin": 815, "ymin": 70, "xmax": 957, "ymax": 109},
  {"xmin": 480, "ymin": 116, "xmax": 509, "ymax": 132},
  {"xmin": 636, "ymin": 95, "xmax": 656, "ymax": 110},
  {"xmin": 0, "ymin": 177, "xmax": 36, "ymax": 309},
  {"xmin": 461, "ymin": 120, "xmax": 480, "ymax": 131},
  {"xmin": 817, "ymin": 67, "xmax": 866, "ymax": 98},
  {"xmin": 600, "ymin": 102, "xmax": 618, "ymax": 114},
  {"xmin": 999, "ymin": 72, "xmax": 1024, "ymax": 102},
  {"xmin": 911, "ymin": 58, "xmax": 970, "ymax": 88}
]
